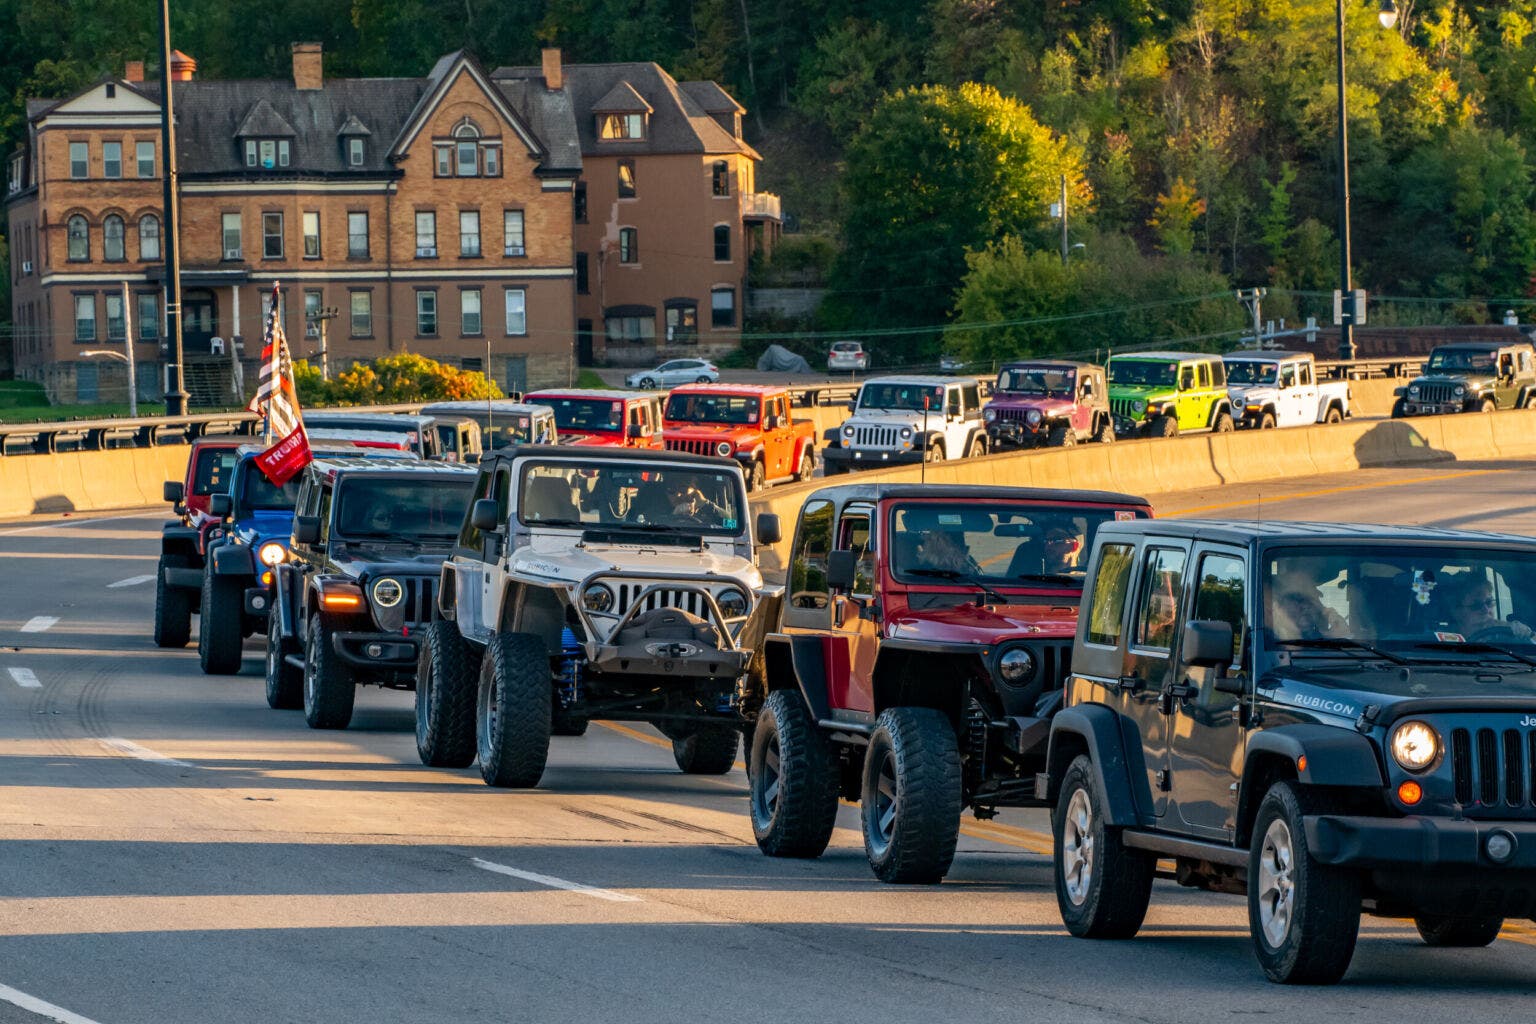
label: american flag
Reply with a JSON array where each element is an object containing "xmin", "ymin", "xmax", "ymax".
[{"xmin": 247, "ymin": 282, "xmax": 312, "ymax": 484}]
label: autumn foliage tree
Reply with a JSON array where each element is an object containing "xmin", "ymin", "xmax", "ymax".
[{"xmin": 292, "ymin": 353, "xmax": 502, "ymax": 408}]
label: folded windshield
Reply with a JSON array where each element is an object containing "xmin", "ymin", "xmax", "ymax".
[
  {"xmin": 335, "ymin": 477, "xmax": 476, "ymax": 540},
  {"xmin": 517, "ymin": 460, "xmax": 746, "ymax": 535}
]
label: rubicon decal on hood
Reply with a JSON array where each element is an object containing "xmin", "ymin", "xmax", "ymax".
[{"xmin": 1288, "ymin": 693, "xmax": 1358, "ymax": 717}]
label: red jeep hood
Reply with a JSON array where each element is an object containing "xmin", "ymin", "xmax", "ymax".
[
  {"xmin": 888, "ymin": 600, "xmax": 1079, "ymax": 644},
  {"xmin": 563, "ymin": 430, "xmax": 623, "ymax": 446}
]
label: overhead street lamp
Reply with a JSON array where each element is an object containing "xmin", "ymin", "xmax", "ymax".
[{"xmin": 1335, "ymin": 0, "xmax": 1399, "ymax": 361}]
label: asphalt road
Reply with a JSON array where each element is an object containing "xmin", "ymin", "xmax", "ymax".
[{"xmin": 0, "ymin": 461, "xmax": 1533, "ymax": 1024}]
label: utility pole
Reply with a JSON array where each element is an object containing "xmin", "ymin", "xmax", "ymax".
[
  {"xmin": 158, "ymin": 0, "xmax": 188, "ymax": 415},
  {"xmin": 1059, "ymin": 175, "xmax": 1069, "ymax": 266},
  {"xmin": 121, "ymin": 282, "xmax": 138, "ymax": 417},
  {"xmin": 1236, "ymin": 288, "xmax": 1267, "ymax": 349},
  {"xmin": 307, "ymin": 306, "xmax": 338, "ymax": 380}
]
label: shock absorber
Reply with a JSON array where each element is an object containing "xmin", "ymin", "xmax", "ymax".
[
  {"xmin": 964, "ymin": 697, "xmax": 993, "ymax": 818},
  {"xmin": 557, "ymin": 626, "xmax": 585, "ymax": 711}
]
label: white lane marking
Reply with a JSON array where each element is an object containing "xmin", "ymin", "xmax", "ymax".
[
  {"xmin": 97, "ymin": 737, "xmax": 196, "ymax": 768},
  {"xmin": 0, "ymin": 981, "xmax": 107, "ymax": 1024},
  {"xmin": 0, "ymin": 512, "xmax": 159, "ymax": 537},
  {"xmin": 19, "ymin": 617, "xmax": 58, "ymax": 633},
  {"xmin": 7, "ymin": 668, "xmax": 41, "ymax": 689},
  {"xmin": 470, "ymin": 857, "xmax": 641, "ymax": 903},
  {"xmin": 107, "ymin": 574, "xmax": 156, "ymax": 589}
]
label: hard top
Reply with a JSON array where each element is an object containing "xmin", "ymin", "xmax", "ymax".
[
  {"xmin": 188, "ymin": 434, "xmax": 248, "ymax": 450},
  {"xmin": 234, "ymin": 443, "xmax": 415, "ymax": 461},
  {"xmin": 303, "ymin": 411, "xmax": 440, "ymax": 428},
  {"xmin": 803, "ymin": 482, "xmax": 1151, "ymax": 508},
  {"xmin": 478, "ymin": 444, "xmax": 737, "ymax": 470},
  {"xmin": 421, "ymin": 400, "xmax": 554, "ymax": 415},
  {"xmin": 1224, "ymin": 350, "xmax": 1312, "ymax": 363},
  {"xmin": 525, "ymin": 388, "xmax": 657, "ymax": 403},
  {"xmin": 1427, "ymin": 339, "xmax": 1533, "ymax": 353},
  {"xmin": 305, "ymin": 457, "xmax": 475, "ymax": 483},
  {"xmin": 999, "ymin": 359, "xmax": 1102, "ymax": 371},
  {"xmin": 1095, "ymin": 518, "xmax": 1536, "ymax": 549},
  {"xmin": 665, "ymin": 383, "xmax": 789, "ymax": 399},
  {"xmin": 860, "ymin": 374, "xmax": 971, "ymax": 388},
  {"xmin": 1109, "ymin": 350, "xmax": 1218, "ymax": 362}
]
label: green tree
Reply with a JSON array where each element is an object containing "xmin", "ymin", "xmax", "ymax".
[
  {"xmin": 1256, "ymin": 161, "xmax": 1299, "ymax": 270},
  {"xmin": 1148, "ymin": 178, "xmax": 1205, "ymax": 256},
  {"xmin": 795, "ymin": 19, "xmax": 914, "ymax": 138}
]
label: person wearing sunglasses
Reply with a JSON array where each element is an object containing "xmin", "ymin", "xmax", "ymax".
[
  {"xmin": 1043, "ymin": 526, "xmax": 1085, "ymax": 575},
  {"xmin": 1450, "ymin": 579, "xmax": 1533, "ymax": 640}
]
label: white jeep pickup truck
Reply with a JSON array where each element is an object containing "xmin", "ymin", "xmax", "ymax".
[{"xmin": 1223, "ymin": 351, "xmax": 1350, "ymax": 429}]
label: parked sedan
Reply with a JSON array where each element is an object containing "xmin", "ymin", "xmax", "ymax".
[
  {"xmin": 624, "ymin": 359, "xmax": 720, "ymax": 389},
  {"xmin": 827, "ymin": 341, "xmax": 869, "ymax": 372}
]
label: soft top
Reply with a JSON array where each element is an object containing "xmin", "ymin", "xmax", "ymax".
[{"xmin": 802, "ymin": 482, "xmax": 1151, "ymax": 508}]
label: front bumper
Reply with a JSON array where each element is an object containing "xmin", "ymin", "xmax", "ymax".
[
  {"xmin": 1398, "ymin": 401, "xmax": 1471, "ymax": 416},
  {"xmin": 1112, "ymin": 415, "xmax": 1151, "ymax": 436},
  {"xmin": 1306, "ymin": 814, "xmax": 1536, "ymax": 870},
  {"xmin": 822, "ymin": 446, "xmax": 924, "ymax": 469},
  {"xmin": 986, "ymin": 422, "xmax": 1047, "ymax": 448},
  {"xmin": 588, "ymin": 643, "xmax": 748, "ymax": 680},
  {"xmin": 331, "ymin": 631, "xmax": 418, "ymax": 670}
]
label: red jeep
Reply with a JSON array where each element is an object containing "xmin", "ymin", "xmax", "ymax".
[
  {"xmin": 525, "ymin": 389, "xmax": 665, "ymax": 448},
  {"xmin": 740, "ymin": 483, "xmax": 1152, "ymax": 883},
  {"xmin": 663, "ymin": 384, "xmax": 817, "ymax": 491},
  {"xmin": 154, "ymin": 435, "xmax": 246, "ymax": 647}
]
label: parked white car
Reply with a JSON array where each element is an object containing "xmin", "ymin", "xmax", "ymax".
[
  {"xmin": 625, "ymin": 359, "xmax": 719, "ymax": 389},
  {"xmin": 822, "ymin": 375, "xmax": 987, "ymax": 473},
  {"xmin": 827, "ymin": 341, "xmax": 869, "ymax": 372},
  {"xmin": 1224, "ymin": 351, "xmax": 1350, "ymax": 428}
]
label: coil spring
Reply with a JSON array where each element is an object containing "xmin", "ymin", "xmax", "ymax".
[
  {"xmin": 963, "ymin": 698, "xmax": 988, "ymax": 801},
  {"xmin": 557, "ymin": 627, "xmax": 584, "ymax": 710}
]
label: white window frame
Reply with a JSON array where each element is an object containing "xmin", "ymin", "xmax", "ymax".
[
  {"xmin": 415, "ymin": 211, "xmax": 437, "ymax": 257},
  {"xmin": 222, "ymin": 213, "xmax": 242, "ymax": 259},
  {"xmin": 69, "ymin": 142, "xmax": 88, "ymax": 179},
  {"xmin": 347, "ymin": 211, "xmax": 369, "ymax": 258},
  {"xmin": 504, "ymin": 288, "xmax": 527, "ymax": 336},
  {"xmin": 303, "ymin": 211, "xmax": 321, "ymax": 259},
  {"xmin": 349, "ymin": 290, "xmax": 372, "ymax": 337},
  {"xmin": 348, "ymin": 137, "xmax": 364, "ymax": 167},
  {"xmin": 417, "ymin": 290, "xmax": 438, "ymax": 335},
  {"xmin": 503, "ymin": 209, "xmax": 525, "ymax": 257},
  {"xmin": 102, "ymin": 142, "xmax": 122, "ymax": 180},
  {"xmin": 136, "ymin": 140, "xmax": 155, "ymax": 177},
  {"xmin": 461, "ymin": 288, "xmax": 482, "ymax": 336},
  {"xmin": 74, "ymin": 294, "xmax": 96, "ymax": 341},
  {"xmin": 262, "ymin": 212, "xmax": 284, "ymax": 259},
  {"xmin": 459, "ymin": 210, "xmax": 480, "ymax": 257},
  {"xmin": 139, "ymin": 214, "xmax": 160, "ymax": 261}
]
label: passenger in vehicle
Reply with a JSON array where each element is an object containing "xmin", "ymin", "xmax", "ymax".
[
  {"xmin": 1269, "ymin": 569, "xmax": 1344, "ymax": 640},
  {"xmin": 1449, "ymin": 579, "xmax": 1534, "ymax": 640}
]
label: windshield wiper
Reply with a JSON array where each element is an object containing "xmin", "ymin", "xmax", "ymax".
[
  {"xmin": 1411, "ymin": 641, "xmax": 1536, "ymax": 669},
  {"xmin": 905, "ymin": 568, "xmax": 1007, "ymax": 605},
  {"xmin": 1273, "ymin": 637, "xmax": 1408, "ymax": 664},
  {"xmin": 1012, "ymin": 572, "xmax": 1080, "ymax": 586}
]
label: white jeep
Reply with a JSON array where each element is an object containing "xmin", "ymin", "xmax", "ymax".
[
  {"xmin": 418, "ymin": 446, "xmax": 778, "ymax": 788},
  {"xmin": 822, "ymin": 375, "xmax": 987, "ymax": 474},
  {"xmin": 1224, "ymin": 351, "xmax": 1351, "ymax": 429}
]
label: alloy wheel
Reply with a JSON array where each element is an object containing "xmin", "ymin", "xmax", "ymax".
[
  {"xmin": 869, "ymin": 749, "xmax": 898, "ymax": 855},
  {"xmin": 1061, "ymin": 786, "xmax": 1095, "ymax": 906},
  {"xmin": 1257, "ymin": 817, "xmax": 1296, "ymax": 948},
  {"xmin": 754, "ymin": 734, "xmax": 782, "ymax": 824}
]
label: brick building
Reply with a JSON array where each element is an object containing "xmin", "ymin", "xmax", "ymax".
[{"xmin": 6, "ymin": 45, "xmax": 774, "ymax": 402}]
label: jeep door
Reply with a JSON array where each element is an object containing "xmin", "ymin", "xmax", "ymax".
[
  {"xmin": 1174, "ymin": 364, "xmax": 1202, "ymax": 431},
  {"xmin": 764, "ymin": 394, "xmax": 791, "ymax": 479},
  {"xmin": 449, "ymin": 462, "xmax": 510, "ymax": 642},
  {"xmin": 1165, "ymin": 545, "xmax": 1249, "ymax": 839},
  {"xmin": 1124, "ymin": 542, "xmax": 1194, "ymax": 818},
  {"xmin": 1495, "ymin": 349, "xmax": 1519, "ymax": 407},
  {"xmin": 826, "ymin": 503, "xmax": 878, "ymax": 713}
]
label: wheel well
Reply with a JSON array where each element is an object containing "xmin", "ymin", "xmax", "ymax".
[
  {"xmin": 1235, "ymin": 753, "xmax": 1298, "ymax": 847},
  {"xmin": 871, "ymin": 649, "xmax": 980, "ymax": 732},
  {"xmin": 498, "ymin": 582, "xmax": 563, "ymax": 657},
  {"xmin": 1044, "ymin": 730, "xmax": 1090, "ymax": 805},
  {"xmin": 1209, "ymin": 399, "xmax": 1232, "ymax": 425}
]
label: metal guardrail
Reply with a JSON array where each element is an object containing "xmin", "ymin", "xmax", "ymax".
[{"xmin": 1315, "ymin": 357, "xmax": 1424, "ymax": 380}]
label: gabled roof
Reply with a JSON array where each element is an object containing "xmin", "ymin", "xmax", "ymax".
[
  {"xmin": 234, "ymin": 98, "xmax": 296, "ymax": 138},
  {"xmin": 679, "ymin": 81, "xmax": 742, "ymax": 114},
  {"xmin": 335, "ymin": 113, "xmax": 371, "ymax": 137},
  {"xmin": 390, "ymin": 50, "xmax": 545, "ymax": 163},
  {"xmin": 591, "ymin": 80, "xmax": 653, "ymax": 114}
]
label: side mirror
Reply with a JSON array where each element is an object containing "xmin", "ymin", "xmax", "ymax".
[
  {"xmin": 164, "ymin": 480, "xmax": 185, "ymax": 503},
  {"xmin": 756, "ymin": 513, "xmax": 782, "ymax": 546},
  {"xmin": 463, "ymin": 451, "xmax": 481, "ymax": 464},
  {"xmin": 827, "ymin": 549, "xmax": 857, "ymax": 591},
  {"xmin": 1183, "ymin": 620, "xmax": 1234, "ymax": 668},
  {"xmin": 470, "ymin": 498, "xmax": 501, "ymax": 533},
  {"xmin": 293, "ymin": 515, "xmax": 321, "ymax": 545},
  {"xmin": 209, "ymin": 493, "xmax": 233, "ymax": 518},
  {"xmin": 627, "ymin": 423, "xmax": 645, "ymax": 439},
  {"xmin": 846, "ymin": 398, "xmax": 857, "ymax": 411}
]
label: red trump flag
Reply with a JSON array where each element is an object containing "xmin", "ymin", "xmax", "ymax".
[{"xmin": 247, "ymin": 282, "xmax": 312, "ymax": 484}]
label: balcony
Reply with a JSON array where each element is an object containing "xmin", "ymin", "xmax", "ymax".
[{"xmin": 741, "ymin": 192, "xmax": 782, "ymax": 221}]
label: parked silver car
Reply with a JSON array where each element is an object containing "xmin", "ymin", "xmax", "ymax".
[
  {"xmin": 624, "ymin": 359, "xmax": 719, "ymax": 389},
  {"xmin": 827, "ymin": 341, "xmax": 869, "ymax": 372}
]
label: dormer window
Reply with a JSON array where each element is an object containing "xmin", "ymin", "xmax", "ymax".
[
  {"xmin": 348, "ymin": 137, "xmax": 364, "ymax": 166},
  {"xmin": 598, "ymin": 113, "xmax": 645, "ymax": 140},
  {"xmin": 245, "ymin": 139, "xmax": 291, "ymax": 169},
  {"xmin": 433, "ymin": 118, "xmax": 501, "ymax": 178}
]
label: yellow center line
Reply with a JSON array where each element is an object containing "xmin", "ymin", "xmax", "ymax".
[{"xmin": 1164, "ymin": 468, "xmax": 1508, "ymax": 516}]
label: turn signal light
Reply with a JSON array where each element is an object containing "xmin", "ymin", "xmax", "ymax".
[
  {"xmin": 1397, "ymin": 780, "xmax": 1423, "ymax": 805},
  {"xmin": 319, "ymin": 588, "xmax": 363, "ymax": 611}
]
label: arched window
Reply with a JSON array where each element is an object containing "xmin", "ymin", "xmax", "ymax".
[
  {"xmin": 453, "ymin": 120, "xmax": 481, "ymax": 139},
  {"xmin": 67, "ymin": 215, "xmax": 89, "ymax": 261},
  {"xmin": 455, "ymin": 119, "xmax": 481, "ymax": 177},
  {"xmin": 713, "ymin": 224, "xmax": 730, "ymax": 262},
  {"xmin": 139, "ymin": 214, "xmax": 161, "ymax": 261},
  {"xmin": 103, "ymin": 215, "xmax": 125, "ymax": 261}
]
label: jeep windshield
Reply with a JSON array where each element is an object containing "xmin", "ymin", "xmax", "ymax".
[
  {"xmin": 858, "ymin": 383, "xmax": 947, "ymax": 412},
  {"xmin": 1426, "ymin": 350, "xmax": 1497, "ymax": 374},
  {"xmin": 1108, "ymin": 360, "xmax": 1178, "ymax": 387},
  {"xmin": 540, "ymin": 398, "xmax": 625, "ymax": 433},
  {"xmin": 1261, "ymin": 544, "xmax": 1536, "ymax": 688},
  {"xmin": 335, "ymin": 477, "xmax": 476, "ymax": 540},
  {"xmin": 237, "ymin": 465, "xmax": 301, "ymax": 512},
  {"xmin": 517, "ymin": 460, "xmax": 747, "ymax": 536},
  {"xmin": 191, "ymin": 447, "xmax": 238, "ymax": 496},
  {"xmin": 1225, "ymin": 361, "xmax": 1278, "ymax": 385},
  {"xmin": 664, "ymin": 393, "xmax": 759, "ymax": 425},
  {"xmin": 890, "ymin": 503, "xmax": 1144, "ymax": 589},
  {"xmin": 997, "ymin": 367, "xmax": 1074, "ymax": 396}
]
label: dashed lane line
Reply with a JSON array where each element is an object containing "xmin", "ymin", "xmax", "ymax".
[
  {"xmin": 470, "ymin": 856, "xmax": 642, "ymax": 902},
  {"xmin": 6, "ymin": 667, "xmax": 41, "ymax": 689},
  {"xmin": 18, "ymin": 617, "xmax": 58, "ymax": 634},
  {"xmin": 0, "ymin": 981, "xmax": 107, "ymax": 1024},
  {"xmin": 1163, "ymin": 468, "xmax": 1508, "ymax": 517},
  {"xmin": 106, "ymin": 574, "xmax": 156, "ymax": 588},
  {"xmin": 96, "ymin": 737, "xmax": 196, "ymax": 769}
]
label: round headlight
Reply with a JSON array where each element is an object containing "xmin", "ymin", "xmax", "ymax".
[
  {"xmin": 1391, "ymin": 720, "xmax": 1440, "ymax": 772},
  {"xmin": 258, "ymin": 541, "xmax": 287, "ymax": 566},
  {"xmin": 371, "ymin": 577, "xmax": 403, "ymax": 607},
  {"xmin": 716, "ymin": 588, "xmax": 748, "ymax": 618},
  {"xmin": 998, "ymin": 647, "xmax": 1035, "ymax": 683},
  {"xmin": 582, "ymin": 583, "xmax": 614, "ymax": 613},
  {"xmin": 899, "ymin": 427, "xmax": 913, "ymax": 439},
  {"xmin": 715, "ymin": 441, "xmax": 733, "ymax": 457},
  {"xmin": 1454, "ymin": 384, "xmax": 1466, "ymax": 396},
  {"xmin": 1133, "ymin": 399, "xmax": 1147, "ymax": 413},
  {"xmin": 842, "ymin": 425, "xmax": 855, "ymax": 436},
  {"xmin": 1025, "ymin": 409, "xmax": 1043, "ymax": 425},
  {"xmin": 1408, "ymin": 385, "xmax": 1420, "ymax": 396},
  {"xmin": 984, "ymin": 407, "xmax": 997, "ymax": 422}
]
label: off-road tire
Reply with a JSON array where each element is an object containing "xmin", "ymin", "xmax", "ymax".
[
  {"xmin": 1212, "ymin": 410, "xmax": 1235, "ymax": 432},
  {"xmin": 923, "ymin": 439, "xmax": 945, "ymax": 462},
  {"xmin": 1391, "ymin": 398, "xmax": 1407, "ymax": 419},
  {"xmin": 793, "ymin": 449, "xmax": 814, "ymax": 482},
  {"xmin": 1324, "ymin": 405, "xmax": 1343, "ymax": 424},
  {"xmin": 1053, "ymin": 754, "xmax": 1154, "ymax": 938},
  {"xmin": 1524, "ymin": 392, "xmax": 1536, "ymax": 410},
  {"xmin": 861, "ymin": 707, "xmax": 962, "ymax": 884},
  {"xmin": 1047, "ymin": 424, "xmax": 1076, "ymax": 447},
  {"xmin": 748, "ymin": 459, "xmax": 766, "ymax": 492},
  {"xmin": 264, "ymin": 599, "xmax": 302, "ymax": 709},
  {"xmin": 1093, "ymin": 417, "xmax": 1115, "ymax": 444},
  {"xmin": 750, "ymin": 690, "xmax": 839, "ymax": 858},
  {"xmin": 1149, "ymin": 415, "xmax": 1178, "ymax": 438},
  {"xmin": 551, "ymin": 700, "xmax": 590, "ymax": 737},
  {"xmin": 1414, "ymin": 913, "xmax": 1503, "ymax": 948},
  {"xmin": 154, "ymin": 552, "xmax": 194, "ymax": 648},
  {"xmin": 1258, "ymin": 411, "xmax": 1277, "ymax": 430},
  {"xmin": 476, "ymin": 632, "xmax": 552, "ymax": 788},
  {"xmin": 965, "ymin": 434, "xmax": 986, "ymax": 458},
  {"xmin": 198, "ymin": 569, "xmax": 246, "ymax": 675},
  {"xmin": 672, "ymin": 727, "xmax": 739, "ymax": 774},
  {"xmin": 1479, "ymin": 397, "xmax": 1496, "ymax": 413},
  {"xmin": 303, "ymin": 613, "xmax": 355, "ymax": 729},
  {"xmin": 415, "ymin": 621, "xmax": 478, "ymax": 766},
  {"xmin": 1248, "ymin": 782, "xmax": 1362, "ymax": 984}
]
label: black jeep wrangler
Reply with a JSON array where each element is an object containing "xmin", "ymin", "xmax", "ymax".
[
  {"xmin": 266, "ymin": 458, "xmax": 476, "ymax": 729},
  {"xmin": 1042, "ymin": 520, "xmax": 1536, "ymax": 984}
]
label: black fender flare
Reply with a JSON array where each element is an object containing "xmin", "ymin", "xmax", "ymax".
[
  {"xmin": 1243, "ymin": 724, "xmax": 1385, "ymax": 788},
  {"xmin": 962, "ymin": 423, "xmax": 987, "ymax": 453},
  {"xmin": 210, "ymin": 543, "xmax": 255, "ymax": 576},
  {"xmin": 763, "ymin": 633, "xmax": 830, "ymax": 722},
  {"xmin": 1207, "ymin": 398, "xmax": 1233, "ymax": 428},
  {"xmin": 1044, "ymin": 704, "xmax": 1143, "ymax": 827},
  {"xmin": 270, "ymin": 563, "xmax": 303, "ymax": 639},
  {"xmin": 160, "ymin": 525, "xmax": 200, "ymax": 558}
]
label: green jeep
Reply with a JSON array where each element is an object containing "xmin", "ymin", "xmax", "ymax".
[
  {"xmin": 1391, "ymin": 340, "xmax": 1536, "ymax": 418},
  {"xmin": 1108, "ymin": 352, "xmax": 1235, "ymax": 438}
]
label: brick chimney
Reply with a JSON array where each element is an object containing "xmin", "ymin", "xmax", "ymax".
[
  {"xmin": 124, "ymin": 60, "xmax": 145, "ymax": 84},
  {"xmin": 541, "ymin": 48, "xmax": 562, "ymax": 91},
  {"xmin": 169, "ymin": 50, "xmax": 197, "ymax": 82},
  {"xmin": 292, "ymin": 42, "xmax": 323, "ymax": 91}
]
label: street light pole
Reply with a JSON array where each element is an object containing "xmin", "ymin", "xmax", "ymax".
[
  {"xmin": 158, "ymin": 0, "xmax": 188, "ymax": 415},
  {"xmin": 1335, "ymin": 0, "xmax": 1355, "ymax": 362}
]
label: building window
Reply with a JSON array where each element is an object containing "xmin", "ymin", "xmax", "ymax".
[
  {"xmin": 103, "ymin": 142, "xmax": 122, "ymax": 179},
  {"xmin": 459, "ymin": 210, "xmax": 480, "ymax": 257},
  {"xmin": 604, "ymin": 312, "xmax": 656, "ymax": 345},
  {"xmin": 415, "ymin": 211, "xmax": 436, "ymax": 257},
  {"xmin": 304, "ymin": 290, "xmax": 323, "ymax": 338},
  {"xmin": 504, "ymin": 288, "xmax": 526, "ymax": 336},
  {"xmin": 347, "ymin": 211, "xmax": 369, "ymax": 258},
  {"xmin": 105, "ymin": 293, "xmax": 125, "ymax": 340},
  {"xmin": 619, "ymin": 227, "xmax": 638, "ymax": 264},
  {"xmin": 301, "ymin": 211, "xmax": 320, "ymax": 258},
  {"xmin": 574, "ymin": 182, "xmax": 587, "ymax": 223},
  {"xmin": 503, "ymin": 210, "xmax": 524, "ymax": 257},
  {"xmin": 598, "ymin": 113, "xmax": 645, "ymax": 140},
  {"xmin": 67, "ymin": 215, "xmax": 89, "ymax": 261},
  {"xmin": 461, "ymin": 289, "xmax": 482, "ymax": 335},
  {"xmin": 666, "ymin": 303, "xmax": 698, "ymax": 343},
  {"xmin": 434, "ymin": 145, "xmax": 452, "ymax": 177},
  {"xmin": 347, "ymin": 137, "xmax": 364, "ymax": 167},
  {"xmin": 417, "ymin": 290, "xmax": 437, "ymax": 335},
  {"xmin": 455, "ymin": 122, "xmax": 479, "ymax": 176},
  {"xmin": 262, "ymin": 212, "xmax": 283, "ymax": 258},
  {"xmin": 69, "ymin": 142, "xmax": 88, "ymax": 179},
  {"xmin": 713, "ymin": 225, "xmax": 730, "ymax": 262},
  {"xmin": 222, "ymin": 213, "xmax": 242, "ymax": 259},
  {"xmin": 138, "ymin": 214, "xmax": 160, "ymax": 261},
  {"xmin": 349, "ymin": 291, "xmax": 372, "ymax": 337},
  {"xmin": 617, "ymin": 159, "xmax": 636, "ymax": 198},
  {"xmin": 136, "ymin": 141, "xmax": 155, "ymax": 177},
  {"xmin": 74, "ymin": 295, "xmax": 96, "ymax": 342},
  {"xmin": 483, "ymin": 145, "xmax": 499, "ymax": 177},
  {"xmin": 102, "ymin": 215, "xmax": 125, "ymax": 261},
  {"xmin": 711, "ymin": 287, "xmax": 736, "ymax": 328},
  {"xmin": 248, "ymin": 139, "xmax": 290, "ymax": 169},
  {"xmin": 138, "ymin": 293, "xmax": 159, "ymax": 340},
  {"xmin": 260, "ymin": 290, "xmax": 287, "ymax": 331},
  {"xmin": 712, "ymin": 160, "xmax": 729, "ymax": 197},
  {"xmin": 576, "ymin": 252, "xmax": 589, "ymax": 294}
]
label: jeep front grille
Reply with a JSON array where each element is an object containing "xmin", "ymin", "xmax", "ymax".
[
  {"xmin": 1110, "ymin": 398, "xmax": 1143, "ymax": 419},
  {"xmin": 1417, "ymin": 384, "xmax": 1459, "ymax": 405},
  {"xmin": 1041, "ymin": 642, "xmax": 1072, "ymax": 687},
  {"xmin": 993, "ymin": 408, "xmax": 1030, "ymax": 423},
  {"xmin": 615, "ymin": 582, "xmax": 712, "ymax": 618},
  {"xmin": 666, "ymin": 439, "xmax": 719, "ymax": 457},
  {"xmin": 1450, "ymin": 727, "xmax": 1535, "ymax": 811},
  {"xmin": 398, "ymin": 575, "xmax": 437, "ymax": 627},
  {"xmin": 853, "ymin": 425, "xmax": 900, "ymax": 448}
]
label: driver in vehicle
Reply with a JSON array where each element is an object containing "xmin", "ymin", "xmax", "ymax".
[
  {"xmin": 1043, "ymin": 525, "xmax": 1085, "ymax": 575},
  {"xmin": 1269, "ymin": 568, "xmax": 1345, "ymax": 640},
  {"xmin": 1450, "ymin": 579, "xmax": 1533, "ymax": 640},
  {"xmin": 911, "ymin": 530, "xmax": 978, "ymax": 574},
  {"xmin": 633, "ymin": 473, "xmax": 727, "ymax": 524}
]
